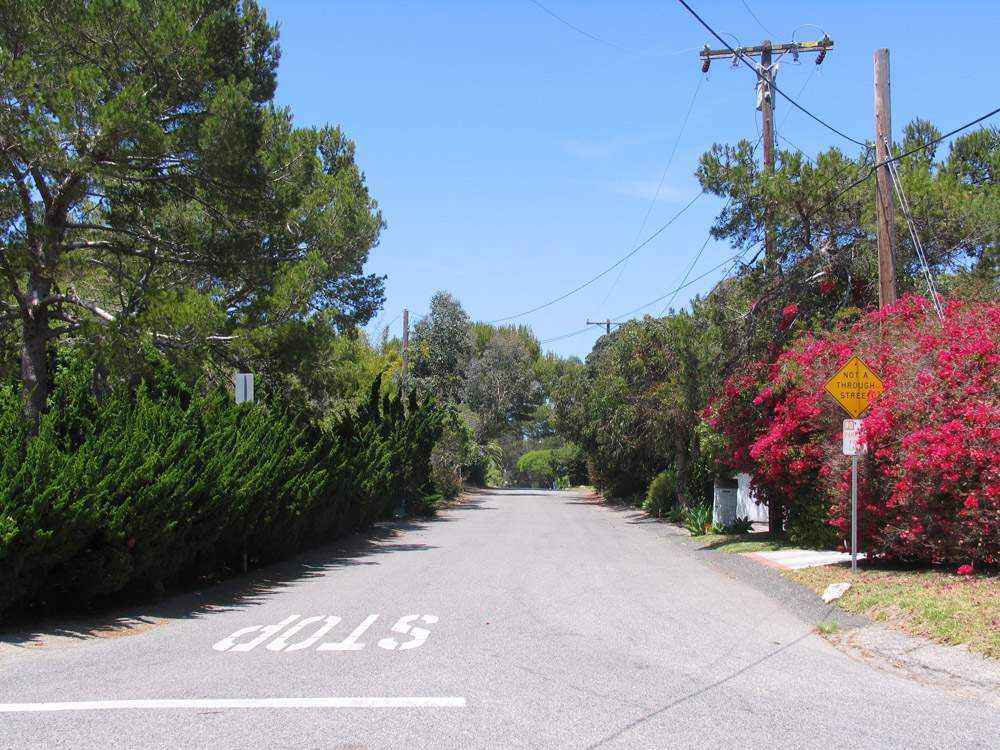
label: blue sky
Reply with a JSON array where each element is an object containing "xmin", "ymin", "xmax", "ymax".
[{"xmin": 261, "ymin": 0, "xmax": 999, "ymax": 357}]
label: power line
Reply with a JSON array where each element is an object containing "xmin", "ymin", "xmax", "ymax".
[
  {"xmin": 675, "ymin": 0, "xmax": 867, "ymax": 148},
  {"xmin": 659, "ymin": 233, "xmax": 714, "ymax": 314},
  {"xmin": 540, "ymin": 253, "xmax": 741, "ymax": 344},
  {"xmin": 740, "ymin": 0, "xmax": 775, "ymax": 37},
  {"xmin": 526, "ymin": 0, "xmax": 631, "ymax": 54},
  {"xmin": 488, "ymin": 189, "xmax": 705, "ymax": 323},
  {"xmin": 825, "ymin": 105, "xmax": 1000, "ymax": 207},
  {"xmin": 600, "ymin": 75, "xmax": 705, "ymax": 306}
]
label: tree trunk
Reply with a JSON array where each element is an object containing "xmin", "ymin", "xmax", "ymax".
[
  {"xmin": 673, "ymin": 430, "xmax": 692, "ymax": 507},
  {"xmin": 768, "ymin": 497, "xmax": 784, "ymax": 538},
  {"xmin": 20, "ymin": 280, "xmax": 52, "ymax": 433}
]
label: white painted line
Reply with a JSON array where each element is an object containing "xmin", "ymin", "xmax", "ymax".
[{"xmin": 0, "ymin": 697, "xmax": 466, "ymax": 713}]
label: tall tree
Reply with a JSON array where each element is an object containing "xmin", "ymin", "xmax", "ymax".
[
  {"xmin": 463, "ymin": 328, "xmax": 541, "ymax": 441},
  {"xmin": 410, "ymin": 291, "xmax": 473, "ymax": 404},
  {"xmin": 0, "ymin": 0, "xmax": 384, "ymax": 427}
]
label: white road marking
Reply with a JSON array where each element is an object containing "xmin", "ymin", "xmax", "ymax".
[
  {"xmin": 213, "ymin": 614, "xmax": 439, "ymax": 653},
  {"xmin": 317, "ymin": 614, "xmax": 379, "ymax": 651},
  {"xmin": 0, "ymin": 697, "xmax": 466, "ymax": 713},
  {"xmin": 378, "ymin": 614, "xmax": 438, "ymax": 650},
  {"xmin": 267, "ymin": 616, "xmax": 342, "ymax": 652},
  {"xmin": 212, "ymin": 615, "xmax": 300, "ymax": 652}
]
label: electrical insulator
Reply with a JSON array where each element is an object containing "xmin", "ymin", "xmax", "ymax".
[{"xmin": 816, "ymin": 36, "xmax": 831, "ymax": 65}]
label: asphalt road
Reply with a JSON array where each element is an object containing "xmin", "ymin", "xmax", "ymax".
[{"xmin": 2, "ymin": 489, "xmax": 997, "ymax": 749}]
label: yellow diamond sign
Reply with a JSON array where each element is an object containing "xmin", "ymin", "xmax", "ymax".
[{"xmin": 824, "ymin": 356, "xmax": 884, "ymax": 419}]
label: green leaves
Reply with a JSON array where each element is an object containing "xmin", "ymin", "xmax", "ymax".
[
  {"xmin": 0, "ymin": 352, "xmax": 444, "ymax": 617},
  {"xmin": 2, "ymin": 1, "xmax": 385, "ymax": 427}
]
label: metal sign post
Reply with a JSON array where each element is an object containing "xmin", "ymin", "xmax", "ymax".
[
  {"xmin": 851, "ymin": 453, "xmax": 859, "ymax": 573},
  {"xmin": 826, "ymin": 356, "xmax": 883, "ymax": 574},
  {"xmin": 842, "ymin": 417, "xmax": 864, "ymax": 573},
  {"xmin": 842, "ymin": 417, "xmax": 863, "ymax": 573}
]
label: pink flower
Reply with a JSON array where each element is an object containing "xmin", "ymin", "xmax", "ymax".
[{"xmin": 956, "ymin": 564, "xmax": 974, "ymax": 575}]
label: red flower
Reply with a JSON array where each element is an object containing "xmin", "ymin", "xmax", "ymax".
[{"xmin": 956, "ymin": 564, "xmax": 974, "ymax": 575}]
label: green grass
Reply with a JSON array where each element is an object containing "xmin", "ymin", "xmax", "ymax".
[
  {"xmin": 693, "ymin": 531, "xmax": 799, "ymax": 554},
  {"xmin": 789, "ymin": 565, "xmax": 1000, "ymax": 660},
  {"xmin": 816, "ymin": 620, "xmax": 840, "ymax": 635}
]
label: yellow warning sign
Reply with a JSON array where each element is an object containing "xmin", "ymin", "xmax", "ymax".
[{"xmin": 824, "ymin": 356, "xmax": 884, "ymax": 419}]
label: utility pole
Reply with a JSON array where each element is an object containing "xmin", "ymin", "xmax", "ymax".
[
  {"xmin": 587, "ymin": 318, "xmax": 612, "ymax": 335},
  {"xmin": 760, "ymin": 42, "xmax": 776, "ymax": 273},
  {"xmin": 401, "ymin": 308, "xmax": 409, "ymax": 393},
  {"xmin": 700, "ymin": 36, "xmax": 833, "ymax": 273},
  {"xmin": 873, "ymin": 48, "xmax": 898, "ymax": 307},
  {"xmin": 701, "ymin": 36, "xmax": 832, "ymax": 537}
]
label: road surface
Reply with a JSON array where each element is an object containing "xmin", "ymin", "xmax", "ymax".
[{"xmin": 2, "ymin": 489, "xmax": 996, "ymax": 748}]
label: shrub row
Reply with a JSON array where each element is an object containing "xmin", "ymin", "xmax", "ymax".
[{"xmin": 0, "ymin": 355, "xmax": 441, "ymax": 617}]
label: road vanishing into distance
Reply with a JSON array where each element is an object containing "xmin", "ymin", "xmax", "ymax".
[{"xmin": 2, "ymin": 489, "xmax": 997, "ymax": 749}]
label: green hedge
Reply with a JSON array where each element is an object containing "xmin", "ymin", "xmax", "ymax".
[{"xmin": 0, "ymin": 357, "xmax": 441, "ymax": 617}]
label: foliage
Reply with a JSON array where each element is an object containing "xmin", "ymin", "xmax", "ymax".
[
  {"xmin": 515, "ymin": 444, "xmax": 585, "ymax": 488},
  {"xmin": 1, "ymin": 1, "xmax": 385, "ymax": 426},
  {"xmin": 726, "ymin": 516, "xmax": 754, "ymax": 535},
  {"xmin": 0, "ymin": 353, "xmax": 441, "ymax": 616},
  {"xmin": 463, "ymin": 328, "xmax": 542, "ymax": 440},
  {"xmin": 429, "ymin": 406, "xmax": 478, "ymax": 498},
  {"xmin": 410, "ymin": 292, "xmax": 473, "ymax": 405},
  {"xmin": 708, "ymin": 295, "xmax": 998, "ymax": 564},
  {"xmin": 643, "ymin": 469, "xmax": 677, "ymax": 518},
  {"xmin": 786, "ymin": 495, "xmax": 839, "ymax": 550},
  {"xmin": 682, "ymin": 503, "xmax": 713, "ymax": 537},
  {"xmin": 790, "ymin": 564, "xmax": 1000, "ymax": 659},
  {"xmin": 666, "ymin": 506, "xmax": 686, "ymax": 524},
  {"xmin": 554, "ymin": 311, "xmax": 720, "ymax": 501}
]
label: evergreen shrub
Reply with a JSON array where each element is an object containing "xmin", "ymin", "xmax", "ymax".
[{"xmin": 0, "ymin": 354, "xmax": 441, "ymax": 617}]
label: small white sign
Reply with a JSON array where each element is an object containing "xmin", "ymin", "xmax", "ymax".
[
  {"xmin": 842, "ymin": 419, "xmax": 864, "ymax": 456},
  {"xmin": 235, "ymin": 373, "xmax": 254, "ymax": 404}
]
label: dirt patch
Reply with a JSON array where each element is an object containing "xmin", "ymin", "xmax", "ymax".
[{"xmin": 0, "ymin": 615, "xmax": 169, "ymax": 655}]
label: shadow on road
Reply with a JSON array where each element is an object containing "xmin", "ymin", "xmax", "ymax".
[{"xmin": 0, "ymin": 498, "xmax": 486, "ymax": 651}]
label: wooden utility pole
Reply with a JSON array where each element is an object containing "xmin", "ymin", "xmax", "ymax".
[
  {"xmin": 873, "ymin": 48, "xmax": 898, "ymax": 307},
  {"xmin": 587, "ymin": 318, "xmax": 612, "ymax": 335},
  {"xmin": 760, "ymin": 42, "xmax": 776, "ymax": 272},
  {"xmin": 699, "ymin": 36, "xmax": 833, "ymax": 537},
  {"xmin": 401, "ymin": 308, "xmax": 409, "ymax": 392},
  {"xmin": 700, "ymin": 36, "xmax": 833, "ymax": 274}
]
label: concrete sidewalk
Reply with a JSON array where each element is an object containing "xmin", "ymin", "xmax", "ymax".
[{"xmin": 747, "ymin": 548, "xmax": 867, "ymax": 570}]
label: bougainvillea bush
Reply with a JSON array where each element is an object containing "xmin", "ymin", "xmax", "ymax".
[{"xmin": 707, "ymin": 295, "xmax": 999, "ymax": 566}]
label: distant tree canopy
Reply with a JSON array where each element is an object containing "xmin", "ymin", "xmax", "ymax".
[
  {"xmin": 553, "ymin": 118, "xmax": 998, "ymax": 513},
  {"xmin": 0, "ymin": 0, "xmax": 384, "ymax": 427}
]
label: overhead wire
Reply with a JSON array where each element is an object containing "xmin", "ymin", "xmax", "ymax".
[
  {"xmin": 882, "ymin": 136, "xmax": 945, "ymax": 321},
  {"xmin": 674, "ymin": 0, "xmax": 868, "ymax": 148},
  {"xmin": 540, "ymin": 253, "xmax": 743, "ymax": 343},
  {"xmin": 526, "ymin": 0, "xmax": 632, "ymax": 54},
  {"xmin": 539, "ymin": 131, "xmax": 770, "ymax": 344},
  {"xmin": 600, "ymin": 74, "xmax": 705, "ymax": 307},
  {"xmin": 823, "ymin": 105, "xmax": 1000, "ymax": 207},
  {"xmin": 739, "ymin": 0, "xmax": 775, "ymax": 37},
  {"xmin": 658, "ymin": 233, "xmax": 714, "ymax": 314},
  {"xmin": 487, "ymin": 188, "xmax": 705, "ymax": 323},
  {"xmin": 526, "ymin": 0, "xmax": 704, "ymax": 58}
]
